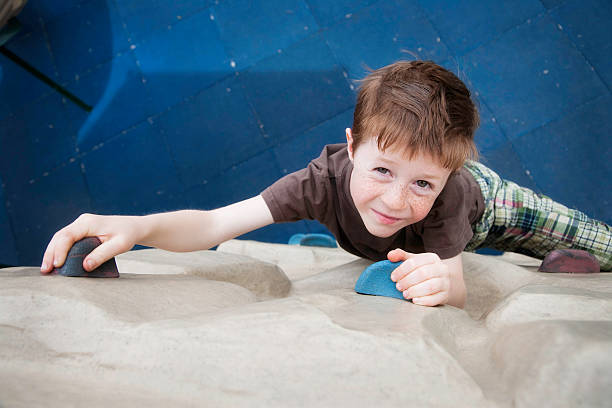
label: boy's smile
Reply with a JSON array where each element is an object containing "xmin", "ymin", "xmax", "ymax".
[{"xmin": 346, "ymin": 129, "xmax": 452, "ymax": 238}]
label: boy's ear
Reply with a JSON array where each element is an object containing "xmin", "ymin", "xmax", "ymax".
[{"xmin": 346, "ymin": 128, "xmax": 354, "ymax": 161}]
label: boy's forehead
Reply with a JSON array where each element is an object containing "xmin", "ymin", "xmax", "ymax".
[{"xmin": 373, "ymin": 138, "xmax": 438, "ymax": 163}]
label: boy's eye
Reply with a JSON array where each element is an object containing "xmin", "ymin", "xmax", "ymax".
[
  {"xmin": 374, "ymin": 167, "xmax": 390, "ymax": 175},
  {"xmin": 416, "ymin": 180, "xmax": 429, "ymax": 188}
]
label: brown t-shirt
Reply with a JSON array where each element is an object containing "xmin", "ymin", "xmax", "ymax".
[{"xmin": 261, "ymin": 143, "xmax": 485, "ymax": 261}]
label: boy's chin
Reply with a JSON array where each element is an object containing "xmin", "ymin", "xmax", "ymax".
[{"xmin": 364, "ymin": 224, "xmax": 404, "ymax": 238}]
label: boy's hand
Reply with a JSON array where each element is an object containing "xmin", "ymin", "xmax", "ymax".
[
  {"xmin": 40, "ymin": 213, "xmax": 140, "ymax": 274},
  {"xmin": 388, "ymin": 248, "xmax": 451, "ymax": 307}
]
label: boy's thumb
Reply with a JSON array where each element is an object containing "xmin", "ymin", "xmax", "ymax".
[{"xmin": 387, "ymin": 248, "xmax": 410, "ymax": 262}]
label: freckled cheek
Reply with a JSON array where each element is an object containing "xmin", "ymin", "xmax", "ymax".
[
  {"xmin": 350, "ymin": 175, "xmax": 382, "ymax": 207},
  {"xmin": 409, "ymin": 196, "xmax": 436, "ymax": 222}
]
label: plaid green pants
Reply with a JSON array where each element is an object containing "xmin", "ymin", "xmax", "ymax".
[{"xmin": 463, "ymin": 161, "xmax": 612, "ymax": 271}]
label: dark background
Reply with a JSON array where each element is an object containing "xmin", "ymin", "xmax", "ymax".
[{"xmin": 1, "ymin": 0, "xmax": 610, "ymax": 266}]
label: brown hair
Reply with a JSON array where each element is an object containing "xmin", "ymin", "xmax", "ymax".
[{"xmin": 352, "ymin": 60, "xmax": 480, "ymax": 170}]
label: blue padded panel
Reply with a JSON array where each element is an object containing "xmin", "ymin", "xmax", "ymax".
[
  {"xmin": 133, "ymin": 9, "xmax": 231, "ymax": 113},
  {"xmin": 0, "ymin": 54, "xmax": 49, "ymax": 121},
  {"xmin": 66, "ymin": 51, "xmax": 150, "ymax": 152},
  {"xmin": 460, "ymin": 14, "xmax": 608, "ymax": 141},
  {"xmin": 4, "ymin": 27, "xmax": 57, "ymax": 85},
  {"xmin": 473, "ymin": 101, "xmax": 511, "ymax": 154},
  {"xmin": 82, "ymin": 120, "xmax": 182, "ymax": 215},
  {"xmin": 115, "ymin": 0, "xmax": 211, "ymax": 45},
  {"xmin": 478, "ymin": 142, "xmax": 541, "ymax": 192},
  {"xmin": 0, "ymin": 94, "xmax": 76, "ymax": 192},
  {"xmin": 304, "ymin": 0, "xmax": 377, "ymax": 28},
  {"xmin": 552, "ymin": 0, "xmax": 612, "ymax": 89},
  {"xmin": 511, "ymin": 94, "xmax": 612, "ymax": 223},
  {"xmin": 540, "ymin": 0, "xmax": 568, "ymax": 9},
  {"xmin": 241, "ymin": 34, "xmax": 354, "ymax": 144},
  {"xmin": 303, "ymin": 219, "xmax": 335, "ymax": 236},
  {"xmin": 183, "ymin": 149, "xmax": 282, "ymax": 210},
  {"xmin": 155, "ymin": 75, "xmax": 266, "ymax": 189},
  {"xmin": 211, "ymin": 0, "xmax": 317, "ymax": 69},
  {"xmin": 19, "ymin": 0, "xmax": 87, "ymax": 25},
  {"xmin": 0, "ymin": 14, "xmax": 58, "ymax": 119},
  {"xmin": 324, "ymin": 0, "xmax": 451, "ymax": 80},
  {"xmin": 418, "ymin": 0, "xmax": 544, "ymax": 55},
  {"xmin": 45, "ymin": 0, "xmax": 129, "ymax": 82},
  {"xmin": 272, "ymin": 108, "xmax": 353, "ymax": 175},
  {"xmin": 0, "ymin": 181, "xmax": 18, "ymax": 265},
  {"xmin": 5, "ymin": 161, "xmax": 92, "ymax": 266},
  {"xmin": 12, "ymin": 1, "xmax": 45, "ymax": 33}
]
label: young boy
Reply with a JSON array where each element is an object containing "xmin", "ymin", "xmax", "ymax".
[{"xmin": 40, "ymin": 60, "xmax": 612, "ymax": 309}]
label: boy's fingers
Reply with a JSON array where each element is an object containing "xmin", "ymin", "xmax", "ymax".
[
  {"xmin": 395, "ymin": 263, "xmax": 440, "ymax": 290},
  {"xmin": 51, "ymin": 227, "xmax": 90, "ymax": 270},
  {"xmin": 41, "ymin": 240, "xmax": 57, "ymax": 273},
  {"xmin": 83, "ymin": 238, "xmax": 129, "ymax": 271},
  {"xmin": 411, "ymin": 291, "xmax": 448, "ymax": 307},
  {"xmin": 401, "ymin": 277, "xmax": 448, "ymax": 299},
  {"xmin": 41, "ymin": 215, "xmax": 96, "ymax": 272},
  {"xmin": 390, "ymin": 252, "xmax": 440, "ymax": 282}
]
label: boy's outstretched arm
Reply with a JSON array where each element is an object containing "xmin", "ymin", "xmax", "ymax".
[
  {"xmin": 41, "ymin": 195, "xmax": 274, "ymax": 274},
  {"xmin": 388, "ymin": 249, "xmax": 467, "ymax": 309}
]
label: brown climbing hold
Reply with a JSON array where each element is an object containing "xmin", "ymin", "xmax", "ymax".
[
  {"xmin": 538, "ymin": 249, "xmax": 600, "ymax": 274},
  {"xmin": 52, "ymin": 237, "xmax": 119, "ymax": 278}
]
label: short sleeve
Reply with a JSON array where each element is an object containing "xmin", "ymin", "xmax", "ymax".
[
  {"xmin": 419, "ymin": 171, "xmax": 478, "ymax": 259},
  {"xmin": 260, "ymin": 160, "xmax": 331, "ymax": 223}
]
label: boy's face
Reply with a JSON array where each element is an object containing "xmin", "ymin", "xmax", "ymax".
[{"xmin": 346, "ymin": 129, "xmax": 452, "ymax": 238}]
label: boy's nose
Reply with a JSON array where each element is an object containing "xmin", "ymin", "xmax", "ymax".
[{"xmin": 381, "ymin": 183, "xmax": 409, "ymax": 210}]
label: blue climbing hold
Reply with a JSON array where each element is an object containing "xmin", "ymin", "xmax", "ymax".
[
  {"xmin": 288, "ymin": 233, "xmax": 306, "ymax": 245},
  {"xmin": 354, "ymin": 260, "xmax": 406, "ymax": 300},
  {"xmin": 288, "ymin": 233, "xmax": 337, "ymax": 248}
]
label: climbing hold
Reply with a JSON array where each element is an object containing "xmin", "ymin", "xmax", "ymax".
[
  {"xmin": 53, "ymin": 237, "xmax": 119, "ymax": 278},
  {"xmin": 538, "ymin": 249, "xmax": 600, "ymax": 274},
  {"xmin": 354, "ymin": 260, "xmax": 407, "ymax": 301}
]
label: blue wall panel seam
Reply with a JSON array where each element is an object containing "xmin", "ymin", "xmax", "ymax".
[
  {"xmin": 459, "ymin": 10, "xmax": 550, "ymax": 58},
  {"xmin": 39, "ymin": 17, "xmax": 60, "ymax": 81},
  {"xmin": 234, "ymin": 71, "xmax": 269, "ymax": 140},
  {"xmin": 510, "ymin": 92, "xmax": 610, "ymax": 142},
  {"xmin": 548, "ymin": 14, "xmax": 611, "ymax": 94},
  {"xmin": 280, "ymin": 106, "xmax": 355, "ymax": 149},
  {"xmin": 301, "ymin": 0, "xmax": 321, "ymax": 28},
  {"xmin": 472, "ymin": 91, "xmax": 544, "ymax": 192},
  {"xmin": 411, "ymin": 0, "xmax": 457, "ymax": 61},
  {"xmin": 115, "ymin": 0, "xmax": 212, "ymax": 47},
  {"xmin": 181, "ymin": 143, "xmax": 283, "ymax": 197},
  {"xmin": 538, "ymin": 0, "xmax": 569, "ymax": 11}
]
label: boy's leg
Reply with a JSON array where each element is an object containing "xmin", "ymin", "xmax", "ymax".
[{"xmin": 464, "ymin": 161, "xmax": 612, "ymax": 271}]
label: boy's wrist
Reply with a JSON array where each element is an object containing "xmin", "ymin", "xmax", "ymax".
[
  {"xmin": 447, "ymin": 275, "xmax": 466, "ymax": 308},
  {"xmin": 137, "ymin": 213, "xmax": 159, "ymax": 247},
  {"xmin": 442, "ymin": 255, "xmax": 466, "ymax": 308}
]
